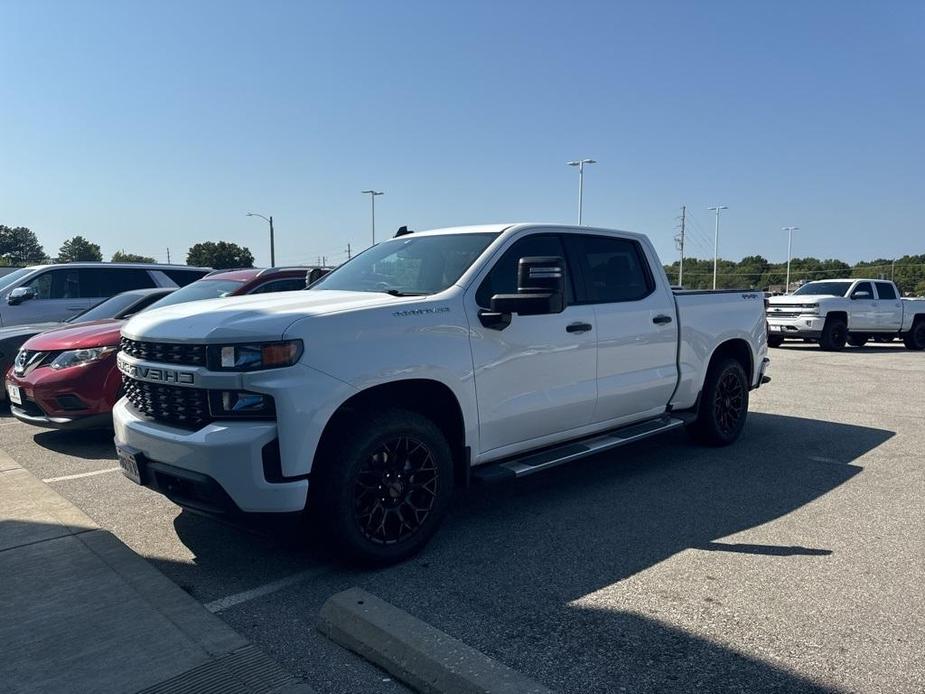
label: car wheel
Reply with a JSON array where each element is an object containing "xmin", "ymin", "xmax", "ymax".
[
  {"xmin": 767, "ymin": 335, "xmax": 784, "ymax": 348},
  {"xmin": 688, "ymin": 357, "xmax": 749, "ymax": 447},
  {"xmin": 819, "ymin": 317, "xmax": 848, "ymax": 351},
  {"xmin": 847, "ymin": 334, "xmax": 868, "ymax": 347},
  {"xmin": 903, "ymin": 321, "xmax": 925, "ymax": 351},
  {"xmin": 312, "ymin": 408, "xmax": 454, "ymax": 565}
]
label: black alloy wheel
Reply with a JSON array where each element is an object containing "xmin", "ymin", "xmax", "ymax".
[
  {"xmin": 354, "ymin": 436, "xmax": 439, "ymax": 546},
  {"xmin": 904, "ymin": 321, "xmax": 925, "ymax": 351},
  {"xmin": 713, "ymin": 369, "xmax": 746, "ymax": 437}
]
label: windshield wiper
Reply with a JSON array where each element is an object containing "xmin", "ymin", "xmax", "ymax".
[{"xmin": 383, "ymin": 289, "xmax": 427, "ymax": 297}]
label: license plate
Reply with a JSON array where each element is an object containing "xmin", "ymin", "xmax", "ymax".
[
  {"xmin": 6, "ymin": 384, "xmax": 22, "ymax": 405},
  {"xmin": 117, "ymin": 445, "xmax": 144, "ymax": 485}
]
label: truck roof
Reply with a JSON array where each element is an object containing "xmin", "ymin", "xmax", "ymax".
[{"xmin": 408, "ymin": 223, "xmax": 645, "ymax": 240}]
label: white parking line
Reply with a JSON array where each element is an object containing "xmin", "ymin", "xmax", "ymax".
[
  {"xmin": 42, "ymin": 467, "xmax": 122, "ymax": 483},
  {"xmin": 204, "ymin": 567, "xmax": 330, "ymax": 613}
]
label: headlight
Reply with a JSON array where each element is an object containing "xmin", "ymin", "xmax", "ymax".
[
  {"xmin": 207, "ymin": 340, "xmax": 303, "ymax": 372},
  {"xmin": 50, "ymin": 346, "xmax": 118, "ymax": 370},
  {"xmin": 800, "ymin": 304, "xmax": 820, "ymax": 314}
]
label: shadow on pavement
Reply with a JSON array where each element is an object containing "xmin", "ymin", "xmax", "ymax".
[
  {"xmin": 773, "ymin": 344, "xmax": 906, "ymax": 354},
  {"xmin": 31, "ymin": 428, "xmax": 117, "ymax": 461},
  {"xmin": 162, "ymin": 411, "xmax": 891, "ymax": 692}
]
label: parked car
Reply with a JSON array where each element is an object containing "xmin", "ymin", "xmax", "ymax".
[
  {"xmin": 0, "ymin": 263, "xmax": 210, "ymax": 328},
  {"xmin": 0, "ymin": 288, "xmax": 174, "ymax": 404},
  {"xmin": 5, "ymin": 267, "xmax": 311, "ymax": 429},
  {"xmin": 766, "ymin": 279, "xmax": 925, "ymax": 350},
  {"xmin": 112, "ymin": 223, "xmax": 770, "ymax": 564}
]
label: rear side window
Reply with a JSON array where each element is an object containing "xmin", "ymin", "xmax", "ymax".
[
  {"xmin": 79, "ymin": 268, "xmax": 156, "ymax": 298},
  {"xmin": 163, "ymin": 268, "xmax": 210, "ymax": 287},
  {"xmin": 249, "ymin": 277, "xmax": 307, "ymax": 294},
  {"xmin": 476, "ymin": 235, "xmax": 572, "ymax": 308},
  {"xmin": 26, "ymin": 269, "xmax": 80, "ymax": 299},
  {"xmin": 875, "ymin": 282, "xmax": 897, "ymax": 300},
  {"xmin": 566, "ymin": 235, "xmax": 654, "ymax": 303}
]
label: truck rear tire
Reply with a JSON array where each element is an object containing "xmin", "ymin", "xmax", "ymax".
[
  {"xmin": 904, "ymin": 321, "xmax": 925, "ymax": 351},
  {"xmin": 847, "ymin": 334, "xmax": 869, "ymax": 347},
  {"xmin": 687, "ymin": 357, "xmax": 749, "ymax": 447},
  {"xmin": 819, "ymin": 317, "xmax": 848, "ymax": 351},
  {"xmin": 767, "ymin": 335, "xmax": 784, "ymax": 348},
  {"xmin": 311, "ymin": 408, "xmax": 454, "ymax": 565}
]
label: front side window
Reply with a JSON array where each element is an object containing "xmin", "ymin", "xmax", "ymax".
[
  {"xmin": 875, "ymin": 282, "xmax": 897, "ymax": 300},
  {"xmin": 314, "ymin": 233, "xmax": 498, "ymax": 296},
  {"xmin": 26, "ymin": 269, "xmax": 80, "ymax": 299},
  {"xmin": 567, "ymin": 235, "xmax": 653, "ymax": 303},
  {"xmin": 476, "ymin": 234, "xmax": 570, "ymax": 308},
  {"xmin": 852, "ymin": 281, "xmax": 874, "ymax": 298}
]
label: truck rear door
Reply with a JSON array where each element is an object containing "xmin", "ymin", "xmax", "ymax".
[
  {"xmin": 563, "ymin": 234, "xmax": 678, "ymax": 423},
  {"xmin": 874, "ymin": 282, "xmax": 903, "ymax": 331}
]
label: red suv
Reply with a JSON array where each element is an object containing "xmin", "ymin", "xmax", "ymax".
[{"xmin": 4, "ymin": 268, "xmax": 309, "ymax": 430}]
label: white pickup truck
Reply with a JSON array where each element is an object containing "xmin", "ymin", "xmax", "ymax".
[
  {"xmin": 767, "ymin": 278, "xmax": 925, "ymax": 351},
  {"xmin": 113, "ymin": 223, "xmax": 770, "ymax": 563}
]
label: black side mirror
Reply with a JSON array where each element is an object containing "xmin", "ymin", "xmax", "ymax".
[
  {"xmin": 7, "ymin": 287, "xmax": 35, "ymax": 306},
  {"xmin": 479, "ymin": 256, "xmax": 566, "ymax": 330}
]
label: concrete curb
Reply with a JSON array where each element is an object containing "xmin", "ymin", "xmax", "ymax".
[{"xmin": 318, "ymin": 587, "xmax": 555, "ymax": 694}]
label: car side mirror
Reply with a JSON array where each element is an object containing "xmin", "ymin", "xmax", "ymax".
[
  {"xmin": 7, "ymin": 287, "xmax": 35, "ymax": 305},
  {"xmin": 479, "ymin": 256, "xmax": 566, "ymax": 330},
  {"xmin": 851, "ymin": 291, "xmax": 871, "ymax": 300}
]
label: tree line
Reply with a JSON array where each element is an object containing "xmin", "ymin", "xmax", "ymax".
[
  {"xmin": 0, "ymin": 225, "xmax": 255, "ymax": 269},
  {"xmin": 664, "ymin": 254, "xmax": 925, "ymax": 296}
]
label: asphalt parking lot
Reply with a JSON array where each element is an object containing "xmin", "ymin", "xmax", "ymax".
[{"xmin": 2, "ymin": 342, "xmax": 923, "ymax": 693}]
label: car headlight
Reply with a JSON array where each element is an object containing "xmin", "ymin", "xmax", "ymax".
[
  {"xmin": 207, "ymin": 340, "xmax": 303, "ymax": 372},
  {"xmin": 800, "ymin": 304, "xmax": 820, "ymax": 315},
  {"xmin": 50, "ymin": 346, "xmax": 118, "ymax": 370}
]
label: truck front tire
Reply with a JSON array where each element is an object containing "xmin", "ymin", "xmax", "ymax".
[
  {"xmin": 819, "ymin": 317, "xmax": 848, "ymax": 351},
  {"xmin": 904, "ymin": 321, "xmax": 925, "ymax": 351},
  {"xmin": 311, "ymin": 408, "xmax": 454, "ymax": 565},
  {"xmin": 688, "ymin": 357, "xmax": 749, "ymax": 447}
]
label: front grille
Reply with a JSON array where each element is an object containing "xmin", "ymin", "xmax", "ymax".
[
  {"xmin": 120, "ymin": 338, "xmax": 207, "ymax": 367},
  {"xmin": 124, "ymin": 377, "xmax": 212, "ymax": 429}
]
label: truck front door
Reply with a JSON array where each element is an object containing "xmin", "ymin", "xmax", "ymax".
[
  {"xmin": 849, "ymin": 281, "xmax": 878, "ymax": 330},
  {"xmin": 467, "ymin": 233, "xmax": 597, "ymax": 455}
]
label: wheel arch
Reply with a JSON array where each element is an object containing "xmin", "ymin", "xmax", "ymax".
[
  {"xmin": 825, "ymin": 310, "xmax": 848, "ymax": 324},
  {"xmin": 706, "ymin": 338, "xmax": 754, "ymax": 386}
]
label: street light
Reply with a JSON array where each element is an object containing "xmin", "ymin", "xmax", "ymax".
[
  {"xmin": 707, "ymin": 205, "xmax": 728, "ymax": 289},
  {"xmin": 361, "ymin": 190, "xmax": 384, "ymax": 245},
  {"xmin": 567, "ymin": 159, "xmax": 596, "ymax": 225},
  {"xmin": 246, "ymin": 213, "xmax": 275, "ymax": 267},
  {"xmin": 782, "ymin": 226, "xmax": 799, "ymax": 293}
]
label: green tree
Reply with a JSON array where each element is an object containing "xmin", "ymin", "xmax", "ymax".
[
  {"xmin": 57, "ymin": 236, "xmax": 103, "ymax": 262},
  {"xmin": 0, "ymin": 225, "xmax": 48, "ymax": 265},
  {"xmin": 186, "ymin": 241, "xmax": 254, "ymax": 269},
  {"xmin": 112, "ymin": 250, "xmax": 156, "ymax": 263}
]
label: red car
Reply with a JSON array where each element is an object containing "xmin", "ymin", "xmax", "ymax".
[{"xmin": 4, "ymin": 267, "xmax": 310, "ymax": 430}]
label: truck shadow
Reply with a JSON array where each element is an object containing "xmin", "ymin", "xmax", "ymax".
[{"xmin": 773, "ymin": 343, "xmax": 906, "ymax": 354}]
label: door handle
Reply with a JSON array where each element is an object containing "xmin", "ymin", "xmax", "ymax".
[
  {"xmin": 652, "ymin": 314, "xmax": 673, "ymax": 325},
  {"xmin": 566, "ymin": 322, "xmax": 593, "ymax": 333}
]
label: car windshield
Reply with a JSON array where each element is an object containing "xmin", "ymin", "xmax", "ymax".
[
  {"xmin": 66, "ymin": 292, "xmax": 156, "ymax": 323},
  {"xmin": 312, "ymin": 233, "xmax": 498, "ymax": 295},
  {"xmin": 0, "ymin": 268, "xmax": 35, "ymax": 295},
  {"xmin": 144, "ymin": 279, "xmax": 245, "ymax": 310},
  {"xmin": 793, "ymin": 281, "xmax": 852, "ymax": 297}
]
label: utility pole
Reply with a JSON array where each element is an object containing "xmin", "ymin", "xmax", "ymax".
[
  {"xmin": 782, "ymin": 226, "xmax": 799, "ymax": 293},
  {"xmin": 674, "ymin": 205, "xmax": 686, "ymax": 286},
  {"xmin": 346, "ymin": 243, "xmax": 352, "ymax": 260},
  {"xmin": 361, "ymin": 190, "xmax": 384, "ymax": 245},
  {"xmin": 567, "ymin": 159, "xmax": 596, "ymax": 225},
  {"xmin": 166, "ymin": 248, "xmax": 171, "ymax": 264},
  {"xmin": 891, "ymin": 258, "xmax": 895, "ymax": 281},
  {"xmin": 707, "ymin": 205, "xmax": 728, "ymax": 289},
  {"xmin": 245, "ymin": 213, "xmax": 275, "ymax": 266}
]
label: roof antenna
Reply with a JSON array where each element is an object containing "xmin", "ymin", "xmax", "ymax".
[{"xmin": 394, "ymin": 225, "xmax": 413, "ymax": 237}]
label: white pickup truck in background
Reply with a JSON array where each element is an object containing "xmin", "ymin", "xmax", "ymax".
[
  {"xmin": 767, "ymin": 278, "xmax": 925, "ymax": 351},
  {"xmin": 112, "ymin": 223, "xmax": 770, "ymax": 563}
]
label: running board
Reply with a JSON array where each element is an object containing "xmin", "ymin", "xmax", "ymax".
[{"xmin": 472, "ymin": 415, "xmax": 686, "ymax": 484}]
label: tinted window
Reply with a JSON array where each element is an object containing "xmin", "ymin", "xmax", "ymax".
[
  {"xmin": 875, "ymin": 282, "xmax": 897, "ymax": 300},
  {"xmin": 249, "ymin": 277, "xmax": 307, "ymax": 294},
  {"xmin": 852, "ymin": 281, "xmax": 874, "ymax": 298},
  {"xmin": 794, "ymin": 281, "xmax": 852, "ymax": 297},
  {"xmin": 144, "ymin": 279, "xmax": 245, "ymax": 310},
  {"xmin": 476, "ymin": 235, "xmax": 570, "ymax": 308},
  {"xmin": 163, "ymin": 268, "xmax": 210, "ymax": 287},
  {"xmin": 67, "ymin": 292, "xmax": 155, "ymax": 323},
  {"xmin": 79, "ymin": 268, "xmax": 156, "ymax": 298},
  {"xmin": 26, "ymin": 269, "xmax": 80, "ymax": 299},
  {"xmin": 567, "ymin": 235, "xmax": 653, "ymax": 303}
]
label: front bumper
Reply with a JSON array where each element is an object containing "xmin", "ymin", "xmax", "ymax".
[
  {"xmin": 767, "ymin": 315, "xmax": 825, "ymax": 338},
  {"xmin": 112, "ymin": 398, "xmax": 308, "ymax": 514}
]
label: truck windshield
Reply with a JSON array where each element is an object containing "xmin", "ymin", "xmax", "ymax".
[
  {"xmin": 313, "ymin": 233, "xmax": 498, "ymax": 295},
  {"xmin": 793, "ymin": 281, "xmax": 852, "ymax": 297}
]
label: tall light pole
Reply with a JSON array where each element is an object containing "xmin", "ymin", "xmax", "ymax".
[
  {"xmin": 707, "ymin": 205, "xmax": 728, "ymax": 289},
  {"xmin": 246, "ymin": 213, "xmax": 275, "ymax": 267},
  {"xmin": 782, "ymin": 226, "xmax": 799, "ymax": 293},
  {"xmin": 567, "ymin": 159, "xmax": 596, "ymax": 225},
  {"xmin": 361, "ymin": 190, "xmax": 384, "ymax": 245}
]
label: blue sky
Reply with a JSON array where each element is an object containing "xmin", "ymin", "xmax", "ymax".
[{"xmin": 2, "ymin": 1, "xmax": 923, "ymax": 267}]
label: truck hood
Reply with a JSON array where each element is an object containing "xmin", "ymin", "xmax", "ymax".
[
  {"xmin": 122, "ymin": 290, "xmax": 406, "ymax": 342},
  {"xmin": 768, "ymin": 295, "xmax": 838, "ymax": 306},
  {"xmin": 23, "ymin": 319, "xmax": 124, "ymax": 351}
]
